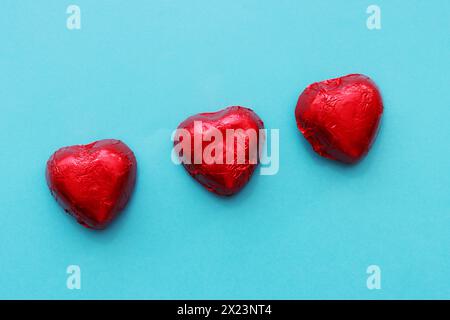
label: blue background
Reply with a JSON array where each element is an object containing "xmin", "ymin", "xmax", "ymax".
[{"xmin": 0, "ymin": 0, "xmax": 449, "ymax": 299}]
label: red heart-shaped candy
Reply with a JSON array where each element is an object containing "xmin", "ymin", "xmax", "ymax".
[
  {"xmin": 46, "ymin": 139, "xmax": 137, "ymax": 229},
  {"xmin": 175, "ymin": 106, "xmax": 264, "ymax": 196},
  {"xmin": 295, "ymin": 74, "xmax": 383, "ymax": 163}
]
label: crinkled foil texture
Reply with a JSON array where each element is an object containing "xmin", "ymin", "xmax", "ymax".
[
  {"xmin": 46, "ymin": 139, "xmax": 137, "ymax": 229},
  {"xmin": 295, "ymin": 74, "xmax": 383, "ymax": 163},
  {"xmin": 176, "ymin": 106, "xmax": 264, "ymax": 196}
]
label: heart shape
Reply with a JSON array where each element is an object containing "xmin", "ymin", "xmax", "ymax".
[
  {"xmin": 175, "ymin": 106, "xmax": 264, "ymax": 196},
  {"xmin": 46, "ymin": 139, "xmax": 137, "ymax": 229},
  {"xmin": 295, "ymin": 74, "xmax": 383, "ymax": 163}
]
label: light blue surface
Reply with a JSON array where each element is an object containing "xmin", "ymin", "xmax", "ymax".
[{"xmin": 0, "ymin": 0, "xmax": 449, "ymax": 299}]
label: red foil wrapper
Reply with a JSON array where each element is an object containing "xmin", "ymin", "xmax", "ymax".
[
  {"xmin": 46, "ymin": 139, "xmax": 137, "ymax": 229},
  {"xmin": 295, "ymin": 74, "xmax": 383, "ymax": 163},
  {"xmin": 175, "ymin": 106, "xmax": 264, "ymax": 196}
]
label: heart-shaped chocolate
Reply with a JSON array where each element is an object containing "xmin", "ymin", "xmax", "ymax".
[
  {"xmin": 46, "ymin": 139, "xmax": 137, "ymax": 229},
  {"xmin": 295, "ymin": 74, "xmax": 383, "ymax": 163},
  {"xmin": 174, "ymin": 106, "xmax": 264, "ymax": 196}
]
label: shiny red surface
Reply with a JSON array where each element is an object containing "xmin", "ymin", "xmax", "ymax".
[
  {"xmin": 295, "ymin": 74, "xmax": 383, "ymax": 164},
  {"xmin": 176, "ymin": 106, "xmax": 264, "ymax": 196},
  {"xmin": 46, "ymin": 139, "xmax": 137, "ymax": 229}
]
